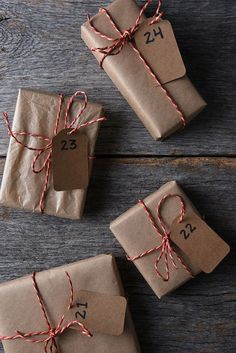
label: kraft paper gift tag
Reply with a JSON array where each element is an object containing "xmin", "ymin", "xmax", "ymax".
[
  {"xmin": 0, "ymin": 254, "xmax": 141, "ymax": 353},
  {"xmin": 52, "ymin": 130, "xmax": 89, "ymax": 191},
  {"xmin": 170, "ymin": 212, "xmax": 230, "ymax": 274},
  {"xmin": 0, "ymin": 89, "xmax": 104, "ymax": 219},
  {"xmin": 110, "ymin": 181, "xmax": 229, "ymax": 298},
  {"xmin": 134, "ymin": 19, "xmax": 186, "ymax": 85},
  {"xmin": 65, "ymin": 290, "xmax": 127, "ymax": 336},
  {"xmin": 81, "ymin": 0, "xmax": 206, "ymax": 140}
]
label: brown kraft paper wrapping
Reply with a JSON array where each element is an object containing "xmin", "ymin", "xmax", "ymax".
[
  {"xmin": 81, "ymin": 0, "xmax": 207, "ymax": 140},
  {"xmin": 110, "ymin": 181, "xmax": 202, "ymax": 298},
  {"xmin": 0, "ymin": 254, "xmax": 141, "ymax": 353},
  {"xmin": 0, "ymin": 88, "xmax": 104, "ymax": 219}
]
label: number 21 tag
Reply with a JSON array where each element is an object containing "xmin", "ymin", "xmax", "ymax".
[
  {"xmin": 65, "ymin": 290, "xmax": 127, "ymax": 336},
  {"xmin": 52, "ymin": 128, "xmax": 89, "ymax": 191}
]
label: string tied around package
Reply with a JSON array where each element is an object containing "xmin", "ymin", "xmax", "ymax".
[
  {"xmin": 127, "ymin": 194, "xmax": 194, "ymax": 281},
  {"xmin": 2, "ymin": 91, "xmax": 107, "ymax": 213},
  {"xmin": 87, "ymin": 0, "xmax": 186, "ymax": 128},
  {"xmin": 0, "ymin": 271, "xmax": 92, "ymax": 353}
]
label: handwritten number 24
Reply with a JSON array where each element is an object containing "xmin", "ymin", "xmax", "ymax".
[
  {"xmin": 144, "ymin": 27, "xmax": 163, "ymax": 44},
  {"xmin": 180, "ymin": 224, "xmax": 196, "ymax": 240}
]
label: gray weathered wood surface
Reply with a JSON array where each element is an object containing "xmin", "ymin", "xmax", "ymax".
[{"xmin": 0, "ymin": 1, "xmax": 235, "ymax": 353}]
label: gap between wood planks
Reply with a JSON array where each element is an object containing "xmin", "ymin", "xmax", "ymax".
[{"xmin": 0, "ymin": 155, "xmax": 235, "ymax": 172}]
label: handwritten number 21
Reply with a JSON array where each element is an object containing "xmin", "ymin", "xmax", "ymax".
[{"xmin": 75, "ymin": 302, "xmax": 88, "ymax": 320}]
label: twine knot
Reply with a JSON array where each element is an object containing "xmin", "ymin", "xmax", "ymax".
[
  {"xmin": 49, "ymin": 328, "xmax": 57, "ymax": 340},
  {"xmin": 122, "ymin": 29, "xmax": 134, "ymax": 42},
  {"xmin": 162, "ymin": 233, "xmax": 170, "ymax": 243}
]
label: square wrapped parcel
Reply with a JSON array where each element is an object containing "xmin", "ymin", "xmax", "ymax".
[
  {"xmin": 0, "ymin": 89, "xmax": 104, "ymax": 219},
  {"xmin": 110, "ymin": 181, "xmax": 202, "ymax": 298},
  {"xmin": 0, "ymin": 254, "xmax": 141, "ymax": 353},
  {"xmin": 110, "ymin": 181, "xmax": 229, "ymax": 298}
]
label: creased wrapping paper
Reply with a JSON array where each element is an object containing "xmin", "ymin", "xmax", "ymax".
[
  {"xmin": 110, "ymin": 181, "xmax": 201, "ymax": 298},
  {"xmin": 81, "ymin": 0, "xmax": 207, "ymax": 140},
  {"xmin": 0, "ymin": 254, "xmax": 141, "ymax": 353},
  {"xmin": 0, "ymin": 88, "xmax": 104, "ymax": 219}
]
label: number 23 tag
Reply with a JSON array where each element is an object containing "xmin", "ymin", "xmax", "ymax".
[
  {"xmin": 52, "ymin": 128, "xmax": 89, "ymax": 191},
  {"xmin": 170, "ymin": 212, "xmax": 230, "ymax": 273}
]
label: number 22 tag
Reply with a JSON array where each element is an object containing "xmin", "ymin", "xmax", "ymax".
[
  {"xmin": 170, "ymin": 212, "xmax": 230, "ymax": 273},
  {"xmin": 52, "ymin": 128, "xmax": 89, "ymax": 191}
]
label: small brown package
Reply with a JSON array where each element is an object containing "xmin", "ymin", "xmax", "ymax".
[
  {"xmin": 110, "ymin": 181, "xmax": 230, "ymax": 298},
  {"xmin": 0, "ymin": 89, "xmax": 104, "ymax": 219},
  {"xmin": 0, "ymin": 254, "xmax": 141, "ymax": 353},
  {"xmin": 81, "ymin": 0, "xmax": 207, "ymax": 140}
]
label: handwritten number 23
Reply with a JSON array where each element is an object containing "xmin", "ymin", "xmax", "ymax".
[
  {"xmin": 180, "ymin": 224, "xmax": 196, "ymax": 240},
  {"xmin": 61, "ymin": 139, "xmax": 77, "ymax": 151}
]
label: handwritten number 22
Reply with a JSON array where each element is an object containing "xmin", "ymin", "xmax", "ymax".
[
  {"xmin": 61, "ymin": 139, "xmax": 77, "ymax": 151},
  {"xmin": 180, "ymin": 224, "xmax": 197, "ymax": 240}
]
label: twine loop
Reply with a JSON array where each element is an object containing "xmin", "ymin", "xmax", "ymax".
[
  {"xmin": 2, "ymin": 91, "xmax": 106, "ymax": 213},
  {"xmin": 127, "ymin": 194, "xmax": 194, "ymax": 282}
]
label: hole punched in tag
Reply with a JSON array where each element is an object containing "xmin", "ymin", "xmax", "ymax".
[{"xmin": 52, "ymin": 128, "xmax": 89, "ymax": 191}]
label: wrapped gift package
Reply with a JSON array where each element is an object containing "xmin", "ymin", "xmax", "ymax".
[
  {"xmin": 0, "ymin": 254, "xmax": 141, "ymax": 353},
  {"xmin": 0, "ymin": 88, "xmax": 105, "ymax": 219},
  {"xmin": 110, "ymin": 181, "xmax": 230, "ymax": 298},
  {"xmin": 81, "ymin": 0, "xmax": 207, "ymax": 140}
]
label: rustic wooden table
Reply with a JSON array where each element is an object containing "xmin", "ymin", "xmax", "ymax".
[{"xmin": 0, "ymin": 1, "xmax": 235, "ymax": 352}]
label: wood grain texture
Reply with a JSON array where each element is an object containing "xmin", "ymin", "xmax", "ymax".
[
  {"xmin": 0, "ymin": 0, "xmax": 235, "ymax": 352},
  {"xmin": 0, "ymin": 157, "xmax": 235, "ymax": 353},
  {"xmin": 0, "ymin": 0, "xmax": 235, "ymax": 156}
]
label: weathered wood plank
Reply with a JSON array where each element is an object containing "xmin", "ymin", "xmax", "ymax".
[
  {"xmin": 0, "ymin": 157, "xmax": 235, "ymax": 353},
  {"xmin": 0, "ymin": 1, "xmax": 235, "ymax": 156}
]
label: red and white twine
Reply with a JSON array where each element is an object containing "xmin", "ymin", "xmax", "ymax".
[
  {"xmin": 0, "ymin": 272, "xmax": 92, "ymax": 353},
  {"xmin": 87, "ymin": 0, "xmax": 186, "ymax": 128},
  {"xmin": 127, "ymin": 194, "xmax": 194, "ymax": 281},
  {"xmin": 2, "ymin": 91, "xmax": 106, "ymax": 213}
]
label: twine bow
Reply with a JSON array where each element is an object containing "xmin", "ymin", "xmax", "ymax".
[
  {"xmin": 2, "ymin": 91, "xmax": 106, "ymax": 213},
  {"xmin": 88, "ymin": 0, "xmax": 186, "ymax": 128},
  {"xmin": 88, "ymin": 0, "xmax": 163, "ymax": 68},
  {"xmin": 0, "ymin": 272, "xmax": 92, "ymax": 353},
  {"xmin": 127, "ymin": 194, "xmax": 194, "ymax": 281}
]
